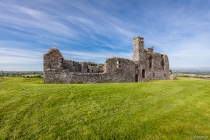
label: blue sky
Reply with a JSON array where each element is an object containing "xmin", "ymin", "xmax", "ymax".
[{"xmin": 0, "ymin": 0, "xmax": 210, "ymax": 71}]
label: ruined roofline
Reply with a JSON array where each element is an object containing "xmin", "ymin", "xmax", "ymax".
[
  {"xmin": 106, "ymin": 56, "xmax": 131, "ymax": 61},
  {"xmin": 44, "ymin": 47, "xmax": 62, "ymax": 55},
  {"xmin": 143, "ymin": 46, "xmax": 168, "ymax": 56},
  {"xmin": 44, "ymin": 47, "xmax": 102, "ymax": 65},
  {"xmin": 144, "ymin": 50, "xmax": 168, "ymax": 56},
  {"xmin": 144, "ymin": 46, "xmax": 154, "ymax": 53},
  {"xmin": 133, "ymin": 36, "xmax": 144, "ymax": 40}
]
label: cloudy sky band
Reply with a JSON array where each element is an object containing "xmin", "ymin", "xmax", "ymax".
[{"xmin": 0, "ymin": 0, "xmax": 210, "ymax": 71}]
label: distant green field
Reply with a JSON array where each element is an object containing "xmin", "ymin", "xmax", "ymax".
[{"xmin": 0, "ymin": 77, "xmax": 210, "ymax": 139}]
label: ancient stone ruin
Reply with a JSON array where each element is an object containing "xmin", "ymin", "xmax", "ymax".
[{"xmin": 43, "ymin": 36, "xmax": 170, "ymax": 83}]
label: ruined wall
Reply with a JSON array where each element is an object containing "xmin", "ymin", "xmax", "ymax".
[
  {"xmin": 104, "ymin": 57, "xmax": 135, "ymax": 82},
  {"xmin": 44, "ymin": 71, "xmax": 107, "ymax": 84},
  {"xmin": 44, "ymin": 56, "xmax": 136, "ymax": 83},
  {"xmin": 137, "ymin": 51, "xmax": 170, "ymax": 82},
  {"xmin": 132, "ymin": 36, "xmax": 170, "ymax": 82},
  {"xmin": 43, "ymin": 48, "xmax": 64, "ymax": 83},
  {"xmin": 80, "ymin": 62, "xmax": 88, "ymax": 73},
  {"xmin": 43, "ymin": 48, "xmax": 125, "ymax": 83},
  {"xmin": 88, "ymin": 66, "xmax": 103, "ymax": 73},
  {"xmin": 62, "ymin": 59, "xmax": 81, "ymax": 72},
  {"xmin": 44, "ymin": 36, "xmax": 171, "ymax": 84}
]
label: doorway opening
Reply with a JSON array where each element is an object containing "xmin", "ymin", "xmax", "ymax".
[{"xmin": 135, "ymin": 75, "xmax": 138, "ymax": 82}]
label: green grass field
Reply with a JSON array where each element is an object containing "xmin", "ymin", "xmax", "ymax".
[{"xmin": 1, "ymin": 77, "xmax": 210, "ymax": 139}]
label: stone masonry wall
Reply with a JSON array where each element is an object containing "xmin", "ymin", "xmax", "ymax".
[{"xmin": 44, "ymin": 36, "xmax": 171, "ymax": 84}]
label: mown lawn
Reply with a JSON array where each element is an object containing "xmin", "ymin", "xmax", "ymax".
[{"xmin": 0, "ymin": 77, "xmax": 210, "ymax": 139}]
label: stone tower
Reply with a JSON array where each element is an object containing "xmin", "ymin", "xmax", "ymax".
[{"xmin": 132, "ymin": 36, "xmax": 144, "ymax": 62}]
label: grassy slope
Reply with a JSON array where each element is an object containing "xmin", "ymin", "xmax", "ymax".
[{"xmin": 0, "ymin": 77, "xmax": 210, "ymax": 139}]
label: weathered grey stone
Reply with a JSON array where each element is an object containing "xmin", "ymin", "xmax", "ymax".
[{"xmin": 43, "ymin": 36, "xmax": 171, "ymax": 84}]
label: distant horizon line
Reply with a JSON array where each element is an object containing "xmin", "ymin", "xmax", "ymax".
[
  {"xmin": 171, "ymin": 67, "xmax": 210, "ymax": 71},
  {"xmin": 1, "ymin": 67, "xmax": 210, "ymax": 72}
]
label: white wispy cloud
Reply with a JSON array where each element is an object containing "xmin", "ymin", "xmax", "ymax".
[
  {"xmin": 0, "ymin": 48, "xmax": 43, "ymax": 64},
  {"xmin": 0, "ymin": 2, "xmax": 74, "ymax": 38},
  {"xmin": 61, "ymin": 49, "xmax": 133, "ymax": 63}
]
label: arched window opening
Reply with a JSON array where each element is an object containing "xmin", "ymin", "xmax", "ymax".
[{"xmin": 148, "ymin": 56, "xmax": 152, "ymax": 69}]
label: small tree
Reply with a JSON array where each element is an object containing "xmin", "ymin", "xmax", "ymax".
[
  {"xmin": 98, "ymin": 63, "xmax": 104, "ymax": 66},
  {"xmin": 87, "ymin": 61, "xmax": 98, "ymax": 66}
]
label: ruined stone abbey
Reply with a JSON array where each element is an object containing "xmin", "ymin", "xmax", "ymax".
[{"xmin": 43, "ymin": 36, "xmax": 170, "ymax": 83}]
